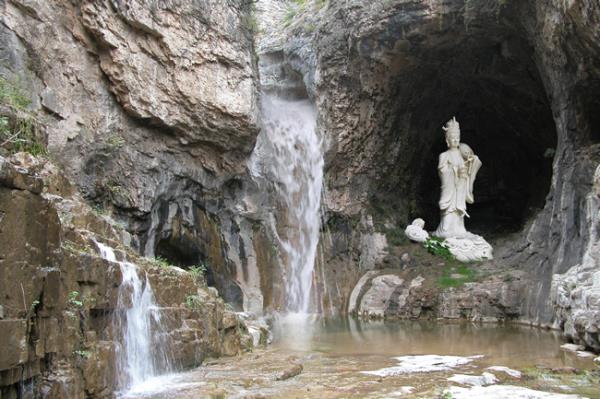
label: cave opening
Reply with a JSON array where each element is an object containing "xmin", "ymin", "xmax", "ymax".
[
  {"xmin": 155, "ymin": 237, "xmax": 243, "ymax": 308},
  {"xmin": 380, "ymin": 32, "xmax": 557, "ymax": 238}
]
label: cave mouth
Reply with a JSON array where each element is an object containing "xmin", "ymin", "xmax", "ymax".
[{"xmin": 381, "ymin": 31, "xmax": 557, "ymax": 239}]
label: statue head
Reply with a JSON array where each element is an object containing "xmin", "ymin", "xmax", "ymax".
[{"xmin": 443, "ymin": 117, "xmax": 460, "ymax": 149}]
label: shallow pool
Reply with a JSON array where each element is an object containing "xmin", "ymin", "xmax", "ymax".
[{"xmin": 122, "ymin": 318, "xmax": 600, "ymax": 398}]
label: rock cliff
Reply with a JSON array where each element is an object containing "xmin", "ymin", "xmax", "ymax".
[
  {"xmin": 1, "ymin": 0, "xmax": 600, "ymax": 389},
  {"xmin": 0, "ymin": 154, "xmax": 255, "ymax": 397}
]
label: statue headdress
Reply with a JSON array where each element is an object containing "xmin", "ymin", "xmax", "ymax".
[{"xmin": 443, "ymin": 116, "xmax": 460, "ymax": 137}]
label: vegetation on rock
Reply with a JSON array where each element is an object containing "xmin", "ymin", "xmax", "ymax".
[{"xmin": 0, "ymin": 76, "xmax": 45, "ymax": 155}]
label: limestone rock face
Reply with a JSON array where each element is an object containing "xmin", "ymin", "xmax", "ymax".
[
  {"xmin": 350, "ymin": 269, "xmax": 525, "ymax": 322},
  {"xmin": 80, "ymin": 0, "xmax": 258, "ymax": 153}
]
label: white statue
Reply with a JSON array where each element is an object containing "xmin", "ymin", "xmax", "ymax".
[
  {"xmin": 435, "ymin": 117, "xmax": 482, "ymax": 238},
  {"xmin": 402, "ymin": 117, "xmax": 493, "ymax": 262},
  {"xmin": 405, "ymin": 218, "xmax": 429, "ymax": 243}
]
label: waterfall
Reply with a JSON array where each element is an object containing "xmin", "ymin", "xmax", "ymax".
[
  {"xmin": 250, "ymin": 94, "xmax": 324, "ymax": 315},
  {"xmin": 94, "ymin": 242, "xmax": 171, "ymax": 392}
]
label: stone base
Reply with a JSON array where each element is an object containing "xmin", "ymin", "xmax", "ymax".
[{"xmin": 443, "ymin": 234, "xmax": 493, "ymax": 262}]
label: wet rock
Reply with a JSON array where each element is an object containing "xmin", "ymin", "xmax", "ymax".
[
  {"xmin": 276, "ymin": 363, "xmax": 303, "ymax": 381},
  {"xmin": 448, "ymin": 372, "xmax": 498, "ymax": 386},
  {"xmin": 560, "ymin": 343, "xmax": 586, "ymax": 353},
  {"xmin": 359, "ymin": 275, "xmax": 403, "ymax": 318},
  {"xmin": 486, "ymin": 366, "xmax": 522, "ymax": 379}
]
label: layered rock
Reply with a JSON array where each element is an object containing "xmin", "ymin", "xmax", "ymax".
[
  {"xmin": 0, "ymin": 154, "xmax": 254, "ymax": 398},
  {"xmin": 0, "ymin": 0, "xmax": 284, "ymax": 315}
]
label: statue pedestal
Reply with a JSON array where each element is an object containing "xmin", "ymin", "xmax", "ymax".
[{"xmin": 442, "ymin": 234, "xmax": 493, "ymax": 262}]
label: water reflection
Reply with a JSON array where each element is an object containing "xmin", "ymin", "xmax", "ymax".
[{"xmin": 274, "ymin": 318, "xmax": 578, "ymax": 369}]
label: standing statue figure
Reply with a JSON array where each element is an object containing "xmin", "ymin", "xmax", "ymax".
[{"xmin": 435, "ymin": 117, "xmax": 482, "ymax": 238}]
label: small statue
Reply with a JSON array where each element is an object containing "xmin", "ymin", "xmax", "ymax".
[
  {"xmin": 435, "ymin": 117, "xmax": 482, "ymax": 238},
  {"xmin": 405, "ymin": 218, "xmax": 429, "ymax": 243}
]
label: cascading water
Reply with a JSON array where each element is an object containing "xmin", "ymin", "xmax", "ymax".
[
  {"xmin": 95, "ymin": 242, "xmax": 171, "ymax": 393},
  {"xmin": 250, "ymin": 94, "xmax": 324, "ymax": 317}
]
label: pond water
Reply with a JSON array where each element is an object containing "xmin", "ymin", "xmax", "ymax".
[{"xmin": 121, "ymin": 319, "xmax": 600, "ymax": 398}]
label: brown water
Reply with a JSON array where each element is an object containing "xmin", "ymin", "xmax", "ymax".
[{"xmin": 122, "ymin": 319, "xmax": 600, "ymax": 398}]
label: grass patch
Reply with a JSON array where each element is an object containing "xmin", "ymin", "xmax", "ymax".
[{"xmin": 437, "ymin": 264, "xmax": 477, "ymax": 288}]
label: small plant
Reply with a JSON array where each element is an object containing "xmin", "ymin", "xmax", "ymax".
[
  {"xmin": 30, "ymin": 299, "xmax": 40, "ymax": 311},
  {"xmin": 0, "ymin": 76, "xmax": 30, "ymax": 109},
  {"xmin": 106, "ymin": 133, "xmax": 125, "ymax": 150},
  {"xmin": 441, "ymin": 391, "xmax": 454, "ymax": 399},
  {"xmin": 65, "ymin": 310, "xmax": 78, "ymax": 321},
  {"xmin": 270, "ymin": 243, "xmax": 279, "ymax": 257},
  {"xmin": 189, "ymin": 264, "xmax": 207, "ymax": 280},
  {"xmin": 105, "ymin": 180, "xmax": 125, "ymax": 196},
  {"xmin": 146, "ymin": 256, "xmax": 171, "ymax": 269},
  {"xmin": 384, "ymin": 226, "xmax": 408, "ymax": 246},
  {"xmin": 91, "ymin": 204, "xmax": 108, "ymax": 217},
  {"xmin": 67, "ymin": 291, "xmax": 83, "ymax": 308},
  {"xmin": 424, "ymin": 236, "xmax": 454, "ymax": 261},
  {"xmin": 74, "ymin": 349, "xmax": 92, "ymax": 359},
  {"xmin": 62, "ymin": 241, "xmax": 91, "ymax": 255},
  {"xmin": 185, "ymin": 294, "xmax": 202, "ymax": 310}
]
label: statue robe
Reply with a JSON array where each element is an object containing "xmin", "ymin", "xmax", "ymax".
[{"xmin": 435, "ymin": 148, "xmax": 482, "ymax": 238}]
